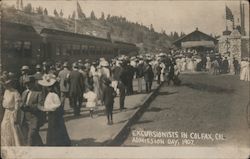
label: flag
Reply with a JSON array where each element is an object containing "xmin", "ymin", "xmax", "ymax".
[
  {"xmin": 77, "ymin": 1, "xmax": 86, "ymax": 20},
  {"xmin": 226, "ymin": 6, "xmax": 234, "ymax": 22}
]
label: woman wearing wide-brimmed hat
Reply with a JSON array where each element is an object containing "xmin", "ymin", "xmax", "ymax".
[
  {"xmin": 37, "ymin": 75, "xmax": 71, "ymax": 146},
  {"xmin": 1, "ymin": 72, "xmax": 25, "ymax": 146}
]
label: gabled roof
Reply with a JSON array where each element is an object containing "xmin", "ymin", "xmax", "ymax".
[{"xmin": 172, "ymin": 29, "xmax": 218, "ymax": 46}]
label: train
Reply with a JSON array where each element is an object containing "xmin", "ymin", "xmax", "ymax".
[{"xmin": 1, "ymin": 22, "xmax": 139, "ymax": 72}]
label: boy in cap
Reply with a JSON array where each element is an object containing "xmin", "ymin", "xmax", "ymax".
[{"xmin": 102, "ymin": 78, "xmax": 116, "ymax": 125}]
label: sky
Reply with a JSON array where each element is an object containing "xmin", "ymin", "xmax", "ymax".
[{"xmin": 3, "ymin": 0, "xmax": 249, "ymax": 36}]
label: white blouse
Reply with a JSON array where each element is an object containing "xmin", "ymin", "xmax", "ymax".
[
  {"xmin": 2, "ymin": 89, "xmax": 21, "ymax": 110},
  {"xmin": 43, "ymin": 92, "xmax": 61, "ymax": 111}
]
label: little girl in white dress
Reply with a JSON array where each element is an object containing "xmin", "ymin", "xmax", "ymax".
[{"xmin": 83, "ymin": 86, "xmax": 98, "ymax": 118}]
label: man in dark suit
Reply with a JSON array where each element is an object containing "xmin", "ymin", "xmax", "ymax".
[
  {"xmin": 68, "ymin": 63, "xmax": 84, "ymax": 116},
  {"xmin": 119, "ymin": 62, "xmax": 128, "ymax": 110},
  {"xmin": 20, "ymin": 76, "xmax": 43, "ymax": 146},
  {"xmin": 143, "ymin": 60, "xmax": 154, "ymax": 92}
]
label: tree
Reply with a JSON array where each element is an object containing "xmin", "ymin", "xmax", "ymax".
[
  {"xmin": 106, "ymin": 14, "xmax": 111, "ymax": 21},
  {"xmin": 44, "ymin": 8, "xmax": 48, "ymax": 15},
  {"xmin": 60, "ymin": 9, "xmax": 64, "ymax": 17},
  {"xmin": 173, "ymin": 32, "xmax": 179, "ymax": 40},
  {"xmin": 23, "ymin": 3, "xmax": 32, "ymax": 13},
  {"xmin": 150, "ymin": 24, "xmax": 154, "ymax": 32},
  {"xmin": 100, "ymin": 12, "xmax": 105, "ymax": 20},
  {"xmin": 36, "ymin": 6, "xmax": 43, "ymax": 15},
  {"xmin": 54, "ymin": 9, "xmax": 59, "ymax": 17},
  {"xmin": 90, "ymin": 10, "xmax": 96, "ymax": 20},
  {"xmin": 71, "ymin": 11, "xmax": 76, "ymax": 19}
]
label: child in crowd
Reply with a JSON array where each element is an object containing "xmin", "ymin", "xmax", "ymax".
[{"xmin": 83, "ymin": 85, "xmax": 97, "ymax": 118}]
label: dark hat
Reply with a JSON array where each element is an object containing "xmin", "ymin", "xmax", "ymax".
[{"xmin": 102, "ymin": 78, "xmax": 111, "ymax": 85}]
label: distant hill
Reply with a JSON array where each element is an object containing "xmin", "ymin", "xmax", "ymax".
[{"xmin": 2, "ymin": 4, "xmax": 184, "ymax": 53}]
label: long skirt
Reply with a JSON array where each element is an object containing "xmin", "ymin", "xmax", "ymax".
[
  {"xmin": 46, "ymin": 106, "xmax": 71, "ymax": 146},
  {"xmin": 1, "ymin": 109, "xmax": 25, "ymax": 146}
]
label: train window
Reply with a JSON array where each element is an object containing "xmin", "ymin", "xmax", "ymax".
[
  {"xmin": 66, "ymin": 44, "xmax": 72, "ymax": 55},
  {"xmin": 56, "ymin": 44, "xmax": 60, "ymax": 56},
  {"xmin": 3, "ymin": 40, "xmax": 12, "ymax": 52},
  {"xmin": 62, "ymin": 45, "xmax": 67, "ymax": 55},
  {"xmin": 23, "ymin": 41, "xmax": 32, "ymax": 57},
  {"xmin": 81, "ymin": 45, "xmax": 88, "ymax": 54},
  {"xmin": 14, "ymin": 41, "xmax": 22, "ymax": 50}
]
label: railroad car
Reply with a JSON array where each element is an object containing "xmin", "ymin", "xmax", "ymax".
[{"xmin": 1, "ymin": 22, "xmax": 138, "ymax": 72}]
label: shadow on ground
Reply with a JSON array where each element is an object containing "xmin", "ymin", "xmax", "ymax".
[
  {"xmin": 158, "ymin": 91, "xmax": 178, "ymax": 96},
  {"xmin": 182, "ymin": 82, "xmax": 235, "ymax": 94},
  {"xmin": 135, "ymin": 120, "xmax": 153, "ymax": 124},
  {"xmin": 71, "ymin": 138, "xmax": 111, "ymax": 146}
]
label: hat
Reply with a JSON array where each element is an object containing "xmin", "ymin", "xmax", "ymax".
[
  {"xmin": 21, "ymin": 65, "xmax": 29, "ymax": 70},
  {"xmin": 2, "ymin": 72, "xmax": 15, "ymax": 85},
  {"xmin": 102, "ymin": 78, "xmax": 111, "ymax": 85},
  {"xmin": 100, "ymin": 60, "xmax": 109, "ymax": 67},
  {"xmin": 63, "ymin": 62, "xmax": 69, "ymax": 67},
  {"xmin": 72, "ymin": 62, "xmax": 78, "ymax": 68},
  {"xmin": 38, "ymin": 74, "xmax": 57, "ymax": 87},
  {"xmin": 36, "ymin": 64, "xmax": 41, "ymax": 69}
]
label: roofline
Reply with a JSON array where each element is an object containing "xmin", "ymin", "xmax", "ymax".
[
  {"xmin": 172, "ymin": 29, "xmax": 218, "ymax": 45},
  {"xmin": 40, "ymin": 28, "xmax": 111, "ymax": 42}
]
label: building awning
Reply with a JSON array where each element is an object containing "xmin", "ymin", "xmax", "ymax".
[{"xmin": 181, "ymin": 41, "xmax": 215, "ymax": 48}]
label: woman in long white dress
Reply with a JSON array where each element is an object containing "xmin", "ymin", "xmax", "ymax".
[
  {"xmin": 90, "ymin": 64, "xmax": 102, "ymax": 104},
  {"xmin": 240, "ymin": 58, "xmax": 250, "ymax": 81},
  {"xmin": 206, "ymin": 56, "xmax": 212, "ymax": 72},
  {"xmin": 181, "ymin": 57, "xmax": 187, "ymax": 72},
  {"xmin": 1, "ymin": 74, "xmax": 23, "ymax": 146},
  {"xmin": 187, "ymin": 58, "xmax": 195, "ymax": 72}
]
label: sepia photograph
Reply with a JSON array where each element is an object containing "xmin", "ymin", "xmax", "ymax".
[{"xmin": 0, "ymin": 0, "xmax": 249, "ymax": 158}]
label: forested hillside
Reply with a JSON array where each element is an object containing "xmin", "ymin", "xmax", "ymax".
[{"xmin": 2, "ymin": 3, "xmax": 186, "ymax": 53}]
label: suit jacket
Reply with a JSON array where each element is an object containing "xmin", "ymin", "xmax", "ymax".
[
  {"xmin": 144, "ymin": 64, "xmax": 154, "ymax": 82},
  {"xmin": 21, "ymin": 90, "xmax": 44, "ymax": 125},
  {"xmin": 102, "ymin": 86, "xmax": 116, "ymax": 106},
  {"xmin": 68, "ymin": 70, "xmax": 84, "ymax": 96}
]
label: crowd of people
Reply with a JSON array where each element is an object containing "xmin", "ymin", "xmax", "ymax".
[
  {"xmin": 0, "ymin": 53, "xmax": 179, "ymax": 147},
  {"xmin": 0, "ymin": 50, "xmax": 249, "ymax": 147}
]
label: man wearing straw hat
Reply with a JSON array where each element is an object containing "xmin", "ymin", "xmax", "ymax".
[
  {"xmin": 19, "ymin": 65, "xmax": 30, "ymax": 93},
  {"xmin": 20, "ymin": 75, "xmax": 43, "ymax": 146},
  {"xmin": 57, "ymin": 62, "xmax": 71, "ymax": 110}
]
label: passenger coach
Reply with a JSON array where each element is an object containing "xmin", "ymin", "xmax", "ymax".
[{"xmin": 1, "ymin": 22, "xmax": 138, "ymax": 72}]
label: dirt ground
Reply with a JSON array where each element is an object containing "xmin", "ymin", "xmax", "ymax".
[{"xmin": 123, "ymin": 73, "xmax": 250, "ymax": 148}]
